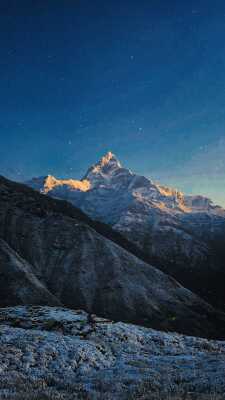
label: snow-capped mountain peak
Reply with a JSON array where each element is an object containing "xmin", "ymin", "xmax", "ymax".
[
  {"xmin": 24, "ymin": 154, "xmax": 225, "ymax": 313},
  {"xmin": 26, "ymin": 153, "xmax": 225, "ymax": 216},
  {"xmin": 84, "ymin": 151, "xmax": 122, "ymax": 179},
  {"xmin": 98, "ymin": 151, "xmax": 121, "ymax": 169}
]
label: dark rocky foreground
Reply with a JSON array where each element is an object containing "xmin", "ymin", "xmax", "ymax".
[
  {"xmin": 1, "ymin": 175, "xmax": 225, "ymax": 339},
  {"xmin": 0, "ymin": 305, "xmax": 225, "ymax": 400}
]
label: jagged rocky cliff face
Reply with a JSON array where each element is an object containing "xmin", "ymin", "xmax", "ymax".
[
  {"xmin": 1, "ymin": 175, "xmax": 225, "ymax": 339},
  {"xmin": 0, "ymin": 305, "xmax": 225, "ymax": 400},
  {"xmin": 26, "ymin": 152, "xmax": 225, "ymax": 309}
]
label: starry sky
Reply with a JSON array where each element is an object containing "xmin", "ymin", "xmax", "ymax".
[{"xmin": 1, "ymin": 0, "xmax": 225, "ymax": 206}]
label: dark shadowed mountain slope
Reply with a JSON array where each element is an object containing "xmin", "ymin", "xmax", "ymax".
[
  {"xmin": 0, "ymin": 238, "xmax": 60, "ymax": 307},
  {"xmin": 1, "ymin": 175, "xmax": 225, "ymax": 339}
]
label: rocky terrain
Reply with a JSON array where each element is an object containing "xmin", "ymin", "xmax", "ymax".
[
  {"xmin": 0, "ymin": 238, "xmax": 60, "ymax": 307},
  {"xmin": 0, "ymin": 305, "xmax": 225, "ymax": 400},
  {"xmin": 1, "ymin": 175, "xmax": 225, "ymax": 338},
  {"xmin": 1, "ymin": 168, "xmax": 225, "ymax": 400},
  {"xmin": 26, "ymin": 152, "xmax": 225, "ymax": 309}
]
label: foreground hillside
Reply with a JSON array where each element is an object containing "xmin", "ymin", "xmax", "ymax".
[
  {"xmin": 26, "ymin": 152, "xmax": 225, "ymax": 309},
  {"xmin": 0, "ymin": 305, "xmax": 224, "ymax": 400},
  {"xmin": 1, "ymin": 175, "xmax": 225, "ymax": 338},
  {"xmin": 0, "ymin": 238, "xmax": 60, "ymax": 307}
]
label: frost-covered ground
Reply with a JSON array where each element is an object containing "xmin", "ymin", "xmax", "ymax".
[{"xmin": 0, "ymin": 306, "xmax": 225, "ymax": 399}]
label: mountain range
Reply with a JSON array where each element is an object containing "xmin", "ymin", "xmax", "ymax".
[
  {"xmin": 0, "ymin": 174, "xmax": 225, "ymax": 339},
  {"xmin": 1, "ymin": 158, "xmax": 225, "ymax": 399},
  {"xmin": 26, "ymin": 152, "xmax": 225, "ymax": 310}
]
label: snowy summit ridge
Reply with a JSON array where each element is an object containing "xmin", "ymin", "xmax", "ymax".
[
  {"xmin": 26, "ymin": 150, "xmax": 225, "ymax": 215},
  {"xmin": 83, "ymin": 151, "xmax": 123, "ymax": 180},
  {"xmin": 26, "ymin": 151, "xmax": 224, "ymax": 215}
]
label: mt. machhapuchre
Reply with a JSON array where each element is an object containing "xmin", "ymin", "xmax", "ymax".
[
  {"xmin": 1, "ymin": 174, "xmax": 225, "ymax": 339},
  {"xmin": 26, "ymin": 152, "xmax": 225, "ymax": 310}
]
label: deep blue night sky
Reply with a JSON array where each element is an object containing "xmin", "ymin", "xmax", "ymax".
[{"xmin": 1, "ymin": 0, "xmax": 225, "ymax": 205}]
